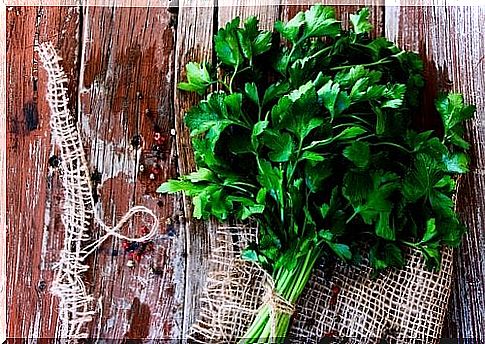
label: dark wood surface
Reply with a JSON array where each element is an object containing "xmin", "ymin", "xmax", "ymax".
[{"xmin": 5, "ymin": 1, "xmax": 484, "ymax": 340}]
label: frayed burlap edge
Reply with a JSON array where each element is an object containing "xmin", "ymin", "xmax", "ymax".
[
  {"xmin": 188, "ymin": 225, "xmax": 268, "ymax": 343},
  {"xmin": 189, "ymin": 224, "xmax": 454, "ymax": 344}
]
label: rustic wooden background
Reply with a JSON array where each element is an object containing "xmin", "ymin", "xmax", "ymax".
[{"xmin": 5, "ymin": 0, "xmax": 484, "ymax": 340}]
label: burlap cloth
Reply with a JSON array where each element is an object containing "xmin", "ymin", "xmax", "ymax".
[{"xmin": 189, "ymin": 225, "xmax": 453, "ymax": 344}]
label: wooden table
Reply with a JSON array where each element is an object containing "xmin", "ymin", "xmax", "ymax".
[{"xmin": 4, "ymin": 0, "xmax": 484, "ymax": 340}]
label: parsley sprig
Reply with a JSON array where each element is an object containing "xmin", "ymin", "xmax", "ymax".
[{"xmin": 159, "ymin": 6, "xmax": 474, "ymax": 342}]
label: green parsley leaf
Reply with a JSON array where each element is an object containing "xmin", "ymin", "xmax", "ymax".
[
  {"xmin": 241, "ymin": 248, "xmax": 259, "ymax": 262},
  {"xmin": 327, "ymin": 242, "xmax": 352, "ymax": 261},
  {"xmin": 421, "ymin": 218, "xmax": 438, "ymax": 243},
  {"xmin": 263, "ymin": 131, "xmax": 294, "ymax": 162},
  {"xmin": 350, "ymin": 7, "xmax": 373, "ymax": 35},
  {"xmin": 343, "ymin": 141, "xmax": 370, "ymax": 169},
  {"xmin": 183, "ymin": 168, "xmax": 216, "ymax": 183},
  {"xmin": 253, "ymin": 31, "xmax": 273, "ymax": 56},
  {"xmin": 442, "ymin": 152, "xmax": 469, "ymax": 174},
  {"xmin": 274, "ymin": 12, "xmax": 305, "ymax": 43},
  {"xmin": 318, "ymin": 80, "xmax": 350, "ymax": 120},
  {"xmin": 300, "ymin": 151, "xmax": 325, "ymax": 162},
  {"xmin": 245, "ymin": 82, "xmax": 260, "ymax": 106},
  {"xmin": 303, "ymin": 5, "xmax": 340, "ymax": 39},
  {"xmin": 157, "ymin": 180, "xmax": 201, "ymax": 194},
  {"xmin": 215, "ymin": 17, "xmax": 243, "ymax": 67},
  {"xmin": 436, "ymin": 93, "xmax": 475, "ymax": 149},
  {"xmin": 178, "ymin": 62, "xmax": 212, "ymax": 95}
]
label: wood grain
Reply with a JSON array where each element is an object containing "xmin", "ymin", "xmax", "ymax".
[
  {"xmin": 172, "ymin": 0, "xmax": 216, "ymax": 337},
  {"xmin": 384, "ymin": 4, "xmax": 485, "ymax": 340},
  {"xmin": 6, "ymin": 6, "xmax": 80, "ymax": 338},
  {"xmin": 1, "ymin": 2, "xmax": 7, "ymax": 342},
  {"xmin": 77, "ymin": 3, "xmax": 179, "ymax": 340}
]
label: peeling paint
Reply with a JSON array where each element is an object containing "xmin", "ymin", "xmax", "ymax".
[{"xmin": 92, "ymin": 138, "xmax": 137, "ymax": 186}]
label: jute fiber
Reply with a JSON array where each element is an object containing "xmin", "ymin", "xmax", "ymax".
[
  {"xmin": 188, "ymin": 225, "xmax": 265, "ymax": 343},
  {"xmin": 189, "ymin": 224, "xmax": 454, "ymax": 344},
  {"xmin": 37, "ymin": 42, "xmax": 159, "ymax": 339}
]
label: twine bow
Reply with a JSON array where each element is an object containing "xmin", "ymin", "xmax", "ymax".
[{"xmin": 81, "ymin": 205, "xmax": 160, "ymax": 260}]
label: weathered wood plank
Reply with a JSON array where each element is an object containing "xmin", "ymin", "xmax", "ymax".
[
  {"xmin": 385, "ymin": 4, "xmax": 485, "ymax": 340},
  {"xmin": 172, "ymin": 0, "xmax": 216, "ymax": 337},
  {"xmin": 6, "ymin": 6, "xmax": 80, "ymax": 338},
  {"xmin": 0, "ymin": 2, "xmax": 7, "ymax": 342},
  {"xmin": 76, "ymin": 3, "xmax": 178, "ymax": 340}
]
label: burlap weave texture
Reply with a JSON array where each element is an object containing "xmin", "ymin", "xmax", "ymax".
[
  {"xmin": 189, "ymin": 225, "xmax": 453, "ymax": 344},
  {"xmin": 290, "ymin": 247, "xmax": 453, "ymax": 343}
]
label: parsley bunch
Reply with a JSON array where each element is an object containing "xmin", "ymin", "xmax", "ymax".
[{"xmin": 159, "ymin": 5, "xmax": 474, "ymax": 342}]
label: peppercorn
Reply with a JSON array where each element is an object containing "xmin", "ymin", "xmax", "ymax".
[
  {"xmin": 152, "ymin": 144, "xmax": 162, "ymax": 152},
  {"xmin": 131, "ymin": 134, "xmax": 142, "ymax": 148},
  {"xmin": 133, "ymin": 252, "xmax": 141, "ymax": 262},
  {"xmin": 91, "ymin": 170, "xmax": 102, "ymax": 183},
  {"xmin": 48, "ymin": 155, "xmax": 60, "ymax": 168},
  {"xmin": 151, "ymin": 165, "xmax": 161, "ymax": 175},
  {"xmin": 150, "ymin": 265, "xmax": 163, "ymax": 275},
  {"xmin": 38, "ymin": 280, "xmax": 47, "ymax": 291},
  {"xmin": 140, "ymin": 226, "xmax": 150, "ymax": 235},
  {"xmin": 167, "ymin": 225, "xmax": 176, "ymax": 237}
]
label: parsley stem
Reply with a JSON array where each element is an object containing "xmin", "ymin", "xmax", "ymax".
[
  {"xmin": 341, "ymin": 114, "xmax": 373, "ymax": 127},
  {"xmin": 356, "ymin": 133, "xmax": 375, "ymax": 141},
  {"xmin": 233, "ymin": 181, "xmax": 258, "ymax": 189},
  {"xmin": 241, "ymin": 305, "xmax": 269, "ymax": 342},
  {"xmin": 217, "ymin": 80, "xmax": 231, "ymax": 92},
  {"xmin": 264, "ymin": 110, "xmax": 270, "ymax": 121},
  {"xmin": 287, "ymin": 138, "xmax": 304, "ymax": 185},
  {"xmin": 242, "ymin": 244, "xmax": 322, "ymax": 343},
  {"xmin": 329, "ymin": 57, "xmax": 393, "ymax": 71},
  {"xmin": 332, "ymin": 122, "xmax": 362, "ymax": 130},
  {"xmin": 402, "ymin": 240, "xmax": 419, "ymax": 248},
  {"xmin": 307, "ymin": 45, "xmax": 333, "ymax": 61},
  {"xmin": 286, "ymin": 36, "xmax": 307, "ymax": 71},
  {"xmin": 238, "ymin": 65, "xmax": 252, "ymax": 74},
  {"xmin": 371, "ymin": 141, "xmax": 412, "ymax": 154},
  {"xmin": 302, "ymin": 137, "xmax": 333, "ymax": 151},
  {"xmin": 229, "ymin": 66, "xmax": 239, "ymax": 93},
  {"xmin": 226, "ymin": 184, "xmax": 252, "ymax": 195},
  {"xmin": 346, "ymin": 210, "xmax": 359, "ymax": 224}
]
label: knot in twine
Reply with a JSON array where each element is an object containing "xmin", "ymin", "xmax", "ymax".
[{"xmin": 260, "ymin": 269, "xmax": 296, "ymax": 341}]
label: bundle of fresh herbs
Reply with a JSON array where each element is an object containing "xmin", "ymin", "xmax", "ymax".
[{"xmin": 158, "ymin": 5, "xmax": 474, "ymax": 342}]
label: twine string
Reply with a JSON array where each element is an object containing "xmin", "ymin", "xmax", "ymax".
[
  {"xmin": 81, "ymin": 205, "xmax": 160, "ymax": 260},
  {"xmin": 260, "ymin": 267, "xmax": 296, "ymax": 341}
]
